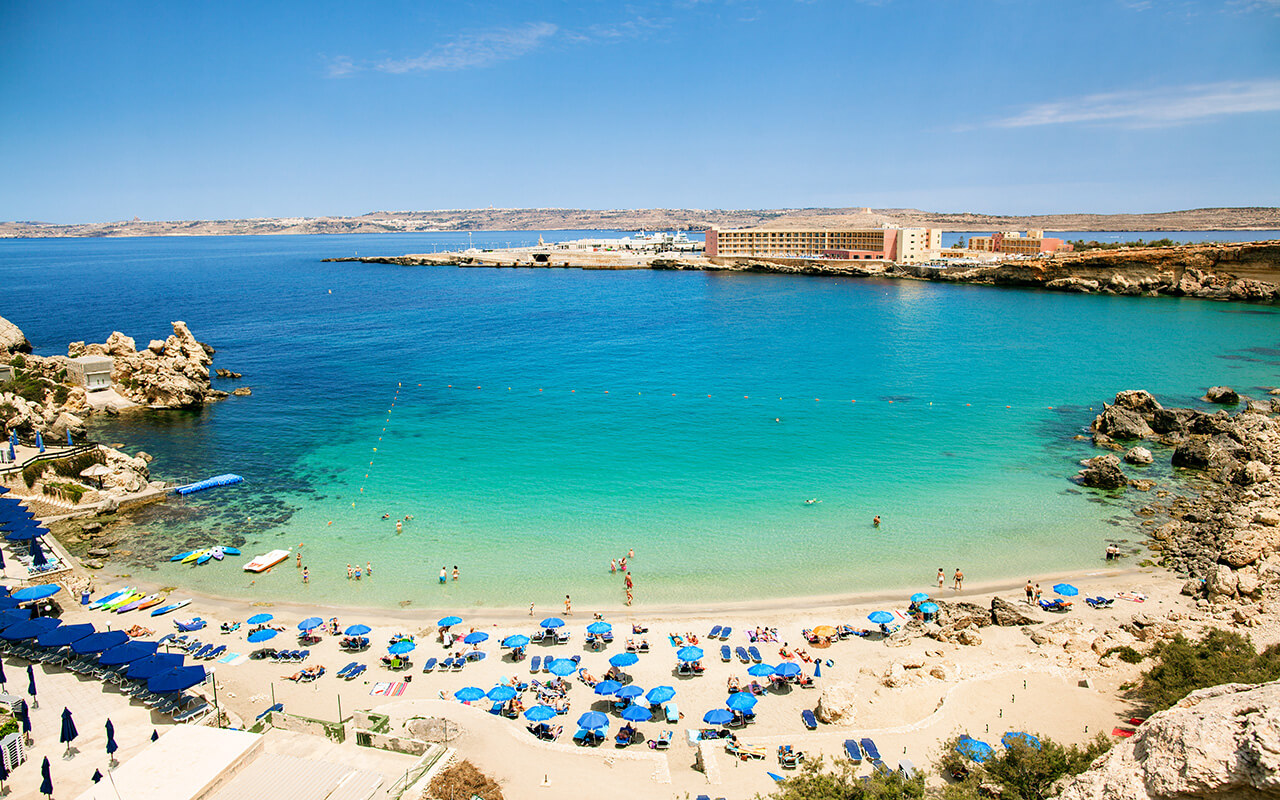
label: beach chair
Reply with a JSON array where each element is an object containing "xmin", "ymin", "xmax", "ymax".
[
  {"xmin": 735, "ymin": 647, "xmax": 750, "ymax": 663},
  {"xmin": 207, "ymin": 645, "xmax": 226, "ymax": 660},
  {"xmin": 801, "ymin": 709, "xmax": 818, "ymax": 730},
  {"xmin": 748, "ymin": 646, "xmax": 762, "ymax": 663},
  {"xmin": 720, "ymin": 645, "xmax": 731, "ymax": 662},
  {"xmin": 174, "ymin": 700, "xmax": 210, "ymax": 723},
  {"xmin": 528, "ymin": 655, "xmax": 540, "ymax": 673},
  {"xmin": 664, "ymin": 702, "xmax": 679, "ymax": 724},
  {"xmin": 450, "ymin": 657, "xmax": 464, "ymax": 672},
  {"xmin": 898, "ymin": 759, "xmax": 917, "ymax": 780},
  {"xmin": 778, "ymin": 744, "xmax": 803, "ymax": 769},
  {"xmin": 530, "ymin": 629, "xmax": 546, "ymax": 644},
  {"xmin": 649, "ymin": 730, "xmax": 672, "ymax": 750},
  {"xmin": 296, "ymin": 650, "xmax": 310, "ymax": 662},
  {"xmin": 555, "ymin": 629, "xmax": 570, "ymax": 645},
  {"xmin": 860, "ymin": 737, "xmax": 883, "ymax": 769},
  {"xmin": 422, "ymin": 657, "xmax": 438, "ymax": 673},
  {"xmin": 843, "ymin": 739, "xmax": 863, "ymax": 763},
  {"xmin": 709, "ymin": 625, "xmax": 722, "ymax": 639},
  {"xmin": 720, "ymin": 627, "xmax": 731, "ymax": 640}
]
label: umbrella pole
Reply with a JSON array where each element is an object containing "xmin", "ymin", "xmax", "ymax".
[
  {"xmin": 212, "ymin": 675, "xmax": 220, "ymax": 728},
  {"xmin": 270, "ymin": 682, "xmax": 275, "ymax": 708}
]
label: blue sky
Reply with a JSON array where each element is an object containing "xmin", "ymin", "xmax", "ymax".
[{"xmin": 2, "ymin": 0, "xmax": 1278, "ymax": 222}]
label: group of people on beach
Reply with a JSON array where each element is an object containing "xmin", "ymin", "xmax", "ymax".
[
  {"xmin": 609, "ymin": 548, "xmax": 636, "ymax": 605},
  {"xmin": 937, "ymin": 567, "xmax": 964, "ymax": 590},
  {"xmin": 347, "ymin": 562, "xmax": 373, "ymax": 580},
  {"xmin": 439, "ymin": 565, "xmax": 459, "ymax": 583}
]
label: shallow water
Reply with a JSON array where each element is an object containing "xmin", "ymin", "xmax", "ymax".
[{"xmin": 3, "ymin": 232, "xmax": 1278, "ymax": 609}]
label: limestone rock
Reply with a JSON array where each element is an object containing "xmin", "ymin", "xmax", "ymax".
[
  {"xmin": 1094, "ymin": 405, "xmax": 1154, "ymax": 440},
  {"xmin": 815, "ymin": 682, "xmax": 857, "ymax": 723},
  {"xmin": 957, "ymin": 628, "xmax": 983, "ymax": 646},
  {"xmin": 1227, "ymin": 460, "xmax": 1272, "ymax": 486},
  {"xmin": 991, "ymin": 596, "xmax": 1040, "ymax": 626},
  {"xmin": 1055, "ymin": 680, "xmax": 1280, "ymax": 800},
  {"xmin": 1203, "ymin": 386, "xmax": 1240, "ymax": 405},
  {"xmin": 928, "ymin": 664, "xmax": 950, "ymax": 680},
  {"xmin": 147, "ymin": 339, "xmax": 165, "ymax": 354},
  {"xmin": 1124, "ymin": 446, "xmax": 1154, "ymax": 465},
  {"xmin": 232, "ymin": 387, "xmax": 252, "ymax": 396},
  {"xmin": 0, "ymin": 315, "xmax": 31, "ymax": 353},
  {"xmin": 1113, "ymin": 390, "xmax": 1162, "ymax": 415},
  {"xmin": 935, "ymin": 600, "xmax": 992, "ymax": 629},
  {"xmin": 103, "ymin": 331, "xmax": 136, "ymax": 355},
  {"xmin": 1221, "ymin": 529, "xmax": 1266, "ymax": 568},
  {"xmin": 1206, "ymin": 565, "xmax": 1239, "ymax": 601},
  {"xmin": 1078, "ymin": 454, "xmax": 1129, "ymax": 489},
  {"xmin": 1235, "ymin": 570, "xmax": 1261, "ymax": 599},
  {"xmin": 1255, "ymin": 509, "xmax": 1280, "ymax": 528}
]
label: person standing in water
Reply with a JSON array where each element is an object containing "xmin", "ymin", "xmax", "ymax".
[
  {"xmin": 564, "ymin": 595, "xmax": 572, "ymax": 615},
  {"xmin": 953, "ymin": 568, "xmax": 964, "ymax": 591},
  {"xmin": 873, "ymin": 515, "xmax": 880, "ymax": 527},
  {"xmin": 452, "ymin": 566, "xmax": 459, "ymax": 581},
  {"xmin": 439, "ymin": 566, "xmax": 447, "ymax": 584},
  {"xmin": 936, "ymin": 568, "xmax": 945, "ymax": 590}
]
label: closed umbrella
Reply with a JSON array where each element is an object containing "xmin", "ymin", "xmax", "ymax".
[
  {"xmin": 539, "ymin": 617, "xmax": 564, "ymax": 629},
  {"xmin": 60, "ymin": 706, "xmax": 78, "ymax": 754},
  {"xmin": 454, "ymin": 687, "xmax": 485, "ymax": 702},
  {"xmin": 297, "ymin": 616, "xmax": 323, "ymax": 631},
  {"xmin": 868, "ymin": 611, "xmax": 894, "ymax": 624},
  {"xmin": 30, "ymin": 538, "xmax": 47, "ymax": 568},
  {"xmin": 39, "ymin": 756, "xmax": 52, "ymax": 798},
  {"xmin": 502, "ymin": 634, "xmax": 530, "ymax": 648},
  {"xmin": 593, "ymin": 679, "xmax": 622, "ymax": 696},
  {"xmin": 726, "ymin": 692, "xmax": 757, "ymax": 712},
  {"xmin": 463, "ymin": 631, "xmax": 488, "ymax": 645},
  {"xmin": 486, "ymin": 685, "xmax": 516, "ymax": 702},
  {"xmin": 246, "ymin": 613, "xmax": 273, "ymax": 625},
  {"xmin": 146, "ymin": 665, "xmax": 207, "ymax": 695},
  {"xmin": 436, "ymin": 615, "xmax": 462, "ymax": 627},
  {"xmin": 91, "ymin": 769, "xmax": 102, "ymax": 783},
  {"xmin": 151, "ymin": 730, "xmax": 158, "ymax": 741},
  {"xmin": 646, "ymin": 686, "xmax": 675, "ymax": 705},
  {"xmin": 676, "ymin": 646, "xmax": 703, "ymax": 662},
  {"xmin": 387, "ymin": 640, "xmax": 415, "ymax": 655},
  {"xmin": 814, "ymin": 661, "xmax": 822, "ymax": 678},
  {"xmin": 702, "ymin": 708, "xmax": 733, "ymax": 725},
  {"xmin": 105, "ymin": 718, "xmax": 118, "ymax": 760},
  {"xmin": 67, "ymin": 430, "xmax": 73, "ymax": 446},
  {"xmin": 616, "ymin": 685, "xmax": 643, "ymax": 700},
  {"xmin": 576, "ymin": 711, "xmax": 608, "ymax": 731},
  {"xmin": 0, "ymin": 657, "xmax": 6, "ymax": 689},
  {"xmin": 35, "ymin": 432, "xmax": 44, "ymax": 453},
  {"xmin": 609, "ymin": 652, "xmax": 639, "ymax": 668},
  {"xmin": 524, "ymin": 705, "xmax": 556, "ymax": 722},
  {"xmin": 747, "ymin": 663, "xmax": 775, "ymax": 677},
  {"xmin": 247, "ymin": 628, "xmax": 277, "ymax": 643},
  {"xmin": 621, "ymin": 704, "xmax": 652, "ymax": 722},
  {"xmin": 26, "ymin": 663, "xmax": 37, "ymax": 707},
  {"xmin": 546, "ymin": 658, "xmax": 577, "ymax": 676},
  {"xmin": 1053, "ymin": 583, "xmax": 1079, "ymax": 597},
  {"xmin": 344, "ymin": 624, "xmax": 371, "ymax": 636},
  {"xmin": 586, "ymin": 621, "xmax": 612, "ymax": 635}
]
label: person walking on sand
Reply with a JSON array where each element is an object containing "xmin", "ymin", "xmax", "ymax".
[
  {"xmin": 529, "ymin": 602, "xmax": 535, "ymax": 617},
  {"xmin": 1025, "ymin": 579, "xmax": 1035, "ymax": 604},
  {"xmin": 953, "ymin": 568, "xmax": 963, "ymax": 591},
  {"xmin": 564, "ymin": 595, "xmax": 572, "ymax": 615},
  {"xmin": 1034, "ymin": 584, "xmax": 1042, "ymax": 604},
  {"xmin": 937, "ymin": 568, "xmax": 945, "ymax": 590}
]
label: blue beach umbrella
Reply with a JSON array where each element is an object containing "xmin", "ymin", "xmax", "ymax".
[
  {"xmin": 547, "ymin": 658, "xmax": 577, "ymax": 676},
  {"xmin": 463, "ymin": 631, "xmax": 488, "ymax": 645},
  {"xmin": 247, "ymin": 629, "xmax": 277, "ymax": 643},
  {"xmin": 502, "ymin": 634, "xmax": 530, "ymax": 648},
  {"xmin": 72, "ymin": 630, "xmax": 129, "ymax": 654},
  {"xmin": 867, "ymin": 611, "xmax": 894, "ymax": 624},
  {"xmin": 609, "ymin": 652, "xmax": 639, "ymax": 668},
  {"xmin": 1002, "ymin": 731, "xmax": 1041, "ymax": 750},
  {"xmin": 956, "ymin": 736, "xmax": 995, "ymax": 763},
  {"xmin": 487, "ymin": 685, "xmax": 517, "ymax": 702},
  {"xmin": 676, "ymin": 646, "xmax": 703, "ymax": 662},
  {"xmin": 586, "ymin": 621, "xmax": 612, "ymax": 635},
  {"xmin": 1053, "ymin": 583, "xmax": 1079, "ymax": 597},
  {"xmin": 6, "ymin": 527, "xmax": 50, "ymax": 542},
  {"xmin": 593, "ymin": 679, "xmax": 622, "ymax": 696},
  {"xmin": 621, "ymin": 703, "xmax": 652, "ymax": 722},
  {"xmin": 437, "ymin": 615, "xmax": 462, "ymax": 627},
  {"xmin": 524, "ymin": 705, "xmax": 557, "ymax": 722},
  {"xmin": 814, "ymin": 661, "xmax": 822, "ymax": 678},
  {"xmin": 37, "ymin": 622, "xmax": 94, "ymax": 648},
  {"xmin": 0, "ymin": 610, "xmax": 30, "ymax": 630},
  {"xmin": 726, "ymin": 692, "xmax": 757, "ymax": 712},
  {"xmin": 455, "ymin": 686, "xmax": 485, "ymax": 702},
  {"xmin": 388, "ymin": 640, "xmax": 415, "ymax": 655},
  {"xmin": 919, "ymin": 602, "xmax": 940, "ymax": 614},
  {"xmin": 910, "ymin": 592, "xmax": 930, "ymax": 604},
  {"xmin": 297, "ymin": 616, "xmax": 323, "ymax": 631},
  {"xmin": 246, "ymin": 613, "xmax": 273, "ymax": 625},
  {"xmin": 60, "ymin": 707, "xmax": 78, "ymax": 752},
  {"xmin": 702, "ymin": 708, "xmax": 733, "ymax": 725},
  {"xmin": 539, "ymin": 617, "xmax": 564, "ymax": 629},
  {"xmin": 747, "ymin": 663, "xmax": 775, "ymax": 677},
  {"xmin": 616, "ymin": 685, "xmax": 644, "ymax": 700},
  {"xmin": 105, "ymin": 719, "xmax": 118, "ymax": 756},
  {"xmin": 146, "ymin": 665, "xmax": 207, "ymax": 695},
  {"xmin": 10, "ymin": 584, "xmax": 60, "ymax": 602},
  {"xmin": 774, "ymin": 662, "xmax": 801, "ymax": 678},
  {"xmin": 768, "ymin": 771, "xmax": 787, "ymax": 783},
  {"xmin": 646, "ymin": 686, "xmax": 675, "ymax": 705},
  {"xmin": 1, "ymin": 617, "xmax": 60, "ymax": 641},
  {"xmin": 344, "ymin": 624, "xmax": 371, "ymax": 636},
  {"xmin": 97, "ymin": 640, "xmax": 159, "ymax": 667},
  {"xmin": 126, "ymin": 653, "xmax": 184, "ymax": 680},
  {"xmin": 576, "ymin": 711, "xmax": 608, "ymax": 731}
]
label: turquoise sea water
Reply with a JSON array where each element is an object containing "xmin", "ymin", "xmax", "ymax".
[{"xmin": 3, "ymin": 232, "xmax": 1279, "ymax": 610}]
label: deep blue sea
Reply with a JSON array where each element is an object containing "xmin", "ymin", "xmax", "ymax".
[{"xmin": 3, "ymin": 231, "xmax": 1278, "ymax": 610}]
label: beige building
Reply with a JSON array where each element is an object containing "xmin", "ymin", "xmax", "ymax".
[
  {"xmin": 967, "ymin": 230, "xmax": 1073, "ymax": 256},
  {"xmin": 705, "ymin": 226, "xmax": 942, "ymax": 264},
  {"xmin": 66, "ymin": 355, "xmax": 113, "ymax": 391}
]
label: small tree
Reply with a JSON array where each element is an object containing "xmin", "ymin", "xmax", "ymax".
[
  {"xmin": 935, "ymin": 733, "xmax": 1110, "ymax": 800},
  {"xmin": 761, "ymin": 755, "xmax": 925, "ymax": 800},
  {"xmin": 1137, "ymin": 629, "xmax": 1280, "ymax": 712}
]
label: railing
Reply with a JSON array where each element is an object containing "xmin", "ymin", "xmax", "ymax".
[
  {"xmin": 0, "ymin": 442, "xmax": 100, "ymax": 477},
  {"xmin": 386, "ymin": 746, "xmax": 449, "ymax": 800}
]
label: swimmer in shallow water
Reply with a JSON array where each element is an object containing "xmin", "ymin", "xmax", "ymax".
[
  {"xmin": 873, "ymin": 515, "xmax": 880, "ymax": 527},
  {"xmin": 381, "ymin": 514, "xmax": 390, "ymax": 520},
  {"xmin": 805, "ymin": 498, "xmax": 820, "ymax": 505}
]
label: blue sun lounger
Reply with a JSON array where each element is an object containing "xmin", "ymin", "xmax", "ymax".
[
  {"xmin": 345, "ymin": 664, "xmax": 366, "ymax": 680},
  {"xmin": 748, "ymin": 646, "xmax": 762, "ymax": 663},
  {"xmin": 337, "ymin": 662, "xmax": 358, "ymax": 678},
  {"xmin": 860, "ymin": 737, "xmax": 884, "ymax": 770},
  {"xmin": 422, "ymin": 658, "xmax": 437, "ymax": 673},
  {"xmin": 801, "ymin": 709, "xmax": 817, "ymax": 730},
  {"xmin": 720, "ymin": 627, "xmax": 731, "ymax": 640},
  {"xmin": 720, "ymin": 645, "xmax": 731, "ymax": 662},
  {"xmin": 664, "ymin": 702, "xmax": 679, "ymax": 724},
  {"xmin": 529, "ymin": 655, "xmax": 541, "ymax": 673},
  {"xmin": 844, "ymin": 739, "xmax": 863, "ymax": 763},
  {"xmin": 735, "ymin": 647, "xmax": 750, "ymax": 663},
  {"xmin": 709, "ymin": 625, "xmax": 722, "ymax": 639}
]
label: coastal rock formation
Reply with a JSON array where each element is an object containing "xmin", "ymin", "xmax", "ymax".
[
  {"xmin": 69, "ymin": 321, "xmax": 225, "ymax": 408},
  {"xmin": 815, "ymin": 683, "xmax": 858, "ymax": 723},
  {"xmin": 1054, "ymin": 680, "xmax": 1280, "ymax": 800},
  {"xmin": 991, "ymin": 596, "xmax": 1041, "ymax": 626},
  {"xmin": 0, "ymin": 315, "xmax": 31, "ymax": 353},
  {"xmin": 1125, "ymin": 447, "xmax": 1154, "ymax": 465},
  {"xmin": 1095, "ymin": 405, "xmax": 1154, "ymax": 440},
  {"xmin": 1078, "ymin": 455, "xmax": 1130, "ymax": 489},
  {"xmin": 1204, "ymin": 386, "xmax": 1240, "ymax": 405}
]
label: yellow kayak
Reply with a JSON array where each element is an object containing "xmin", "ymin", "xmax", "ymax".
[{"xmin": 182, "ymin": 549, "xmax": 207, "ymax": 564}]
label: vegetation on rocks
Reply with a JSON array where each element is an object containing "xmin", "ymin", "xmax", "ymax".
[
  {"xmin": 1137, "ymin": 629, "xmax": 1280, "ymax": 712},
  {"xmin": 762, "ymin": 756, "xmax": 925, "ymax": 800},
  {"xmin": 1068, "ymin": 238, "xmax": 1182, "ymax": 251},
  {"xmin": 937, "ymin": 733, "xmax": 1111, "ymax": 800}
]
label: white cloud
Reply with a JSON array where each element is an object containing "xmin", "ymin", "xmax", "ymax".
[
  {"xmin": 376, "ymin": 22, "xmax": 559, "ymax": 74},
  {"xmin": 985, "ymin": 79, "xmax": 1280, "ymax": 129}
]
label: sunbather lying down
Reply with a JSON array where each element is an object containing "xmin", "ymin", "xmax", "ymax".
[{"xmin": 283, "ymin": 665, "xmax": 324, "ymax": 681}]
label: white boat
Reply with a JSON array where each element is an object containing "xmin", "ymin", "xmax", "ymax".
[{"xmin": 243, "ymin": 549, "xmax": 291, "ymax": 573}]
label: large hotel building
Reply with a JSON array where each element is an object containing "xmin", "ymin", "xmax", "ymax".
[
  {"xmin": 705, "ymin": 226, "xmax": 944, "ymax": 264},
  {"xmin": 967, "ymin": 230, "xmax": 1073, "ymax": 255}
]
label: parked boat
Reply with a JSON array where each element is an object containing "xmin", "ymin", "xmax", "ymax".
[{"xmin": 243, "ymin": 549, "xmax": 290, "ymax": 573}]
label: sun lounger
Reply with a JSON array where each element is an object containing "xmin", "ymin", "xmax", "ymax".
[
  {"xmin": 726, "ymin": 739, "xmax": 766, "ymax": 760},
  {"xmin": 174, "ymin": 700, "xmax": 210, "ymax": 722},
  {"xmin": 720, "ymin": 645, "xmax": 731, "ymax": 662},
  {"xmin": 207, "ymin": 645, "xmax": 226, "ymax": 660},
  {"xmin": 638, "ymin": 640, "xmax": 650, "ymax": 652},
  {"xmin": 709, "ymin": 625, "xmax": 722, "ymax": 639},
  {"xmin": 555, "ymin": 630, "xmax": 570, "ymax": 644},
  {"xmin": 720, "ymin": 627, "xmax": 731, "ymax": 640},
  {"xmin": 801, "ymin": 710, "xmax": 818, "ymax": 729},
  {"xmin": 648, "ymin": 730, "xmax": 672, "ymax": 750},
  {"xmin": 735, "ymin": 647, "xmax": 750, "ymax": 663},
  {"xmin": 844, "ymin": 739, "xmax": 863, "ymax": 763},
  {"xmin": 898, "ymin": 759, "xmax": 917, "ymax": 779},
  {"xmin": 664, "ymin": 702, "xmax": 679, "ymax": 724},
  {"xmin": 296, "ymin": 649, "xmax": 310, "ymax": 662},
  {"xmin": 348, "ymin": 664, "xmax": 367, "ymax": 680},
  {"xmin": 422, "ymin": 657, "xmax": 438, "ymax": 673},
  {"xmin": 256, "ymin": 702, "xmax": 283, "ymax": 721},
  {"xmin": 450, "ymin": 657, "xmax": 464, "ymax": 671},
  {"xmin": 1039, "ymin": 599, "xmax": 1071, "ymax": 613},
  {"xmin": 748, "ymin": 646, "xmax": 762, "ymax": 663},
  {"xmin": 337, "ymin": 662, "xmax": 357, "ymax": 678},
  {"xmin": 530, "ymin": 629, "xmax": 546, "ymax": 643},
  {"xmin": 528, "ymin": 655, "xmax": 540, "ymax": 673},
  {"xmin": 860, "ymin": 738, "xmax": 883, "ymax": 767},
  {"xmin": 778, "ymin": 744, "xmax": 804, "ymax": 768}
]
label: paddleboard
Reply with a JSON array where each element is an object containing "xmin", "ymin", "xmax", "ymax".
[
  {"xmin": 243, "ymin": 549, "xmax": 290, "ymax": 573},
  {"xmin": 150, "ymin": 599, "xmax": 190, "ymax": 617},
  {"xmin": 137, "ymin": 594, "xmax": 166, "ymax": 611},
  {"xmin": 88, "ymin": 587, "xmax": 131, "ymax": 611},
  {"xmin": 208, "ymin": 546, "xmax": 225, "ymax": 561},
  {"xmin": 221, "ymin": 546, "xmax": 241, "ymax": 556},
  {"xmin": 169, "ymin": 551, "xmax": 193, "ymax": 562},
  {"xmin": 182, "ymin": 549, "xmax": 206, "ymax": 564},
  {"xmin": 118, "ymin": 593, "xmax": 161, "ymax": 613},
  {"xmin": 196, "ymin": 551, "xmax": 214, "ymax": 565}
]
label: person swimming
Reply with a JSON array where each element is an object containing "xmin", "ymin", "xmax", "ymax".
[{"xmin": 805, "ymin": 498, "xmax": 820, "ymax": 505}]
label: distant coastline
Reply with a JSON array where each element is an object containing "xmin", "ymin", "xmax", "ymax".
[{"xmin": 3, "ymin": 205, "xmax": 1280, "ymax": 238}]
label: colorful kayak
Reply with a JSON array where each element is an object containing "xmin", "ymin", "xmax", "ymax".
[
  {"xmin": 196, "ymin": 550, "xmax": 215, "ymax": 565},
  {"xmin": 182, "ymin": 550, "xmax": 207, "ymax": 564},
  {"xmin": 169, "ymin": 551, "xmax": 193, "ymax": 562},
  {"xmin": 104, "ymin": 592, "xmax": 143, "ymax": 611},
  {"xmin": 221, "ymin": 546, "xmax": 241, "ymax": 556},
  {"xmin": 136, "ymin": 594, "xmax": 167, "ymax": 612},
  {"xmin": 243, "ymin": 549, "xmax": 290, "ymax": 573},
  {"xmin": 88, "ymin": 587, "xmax": 132, "ymax": 611},
  {"xmin": 150, "ymin": 599, "xmax": 191, "ymax": 617},
  {"xmin": 117, "ymin": 593, "xmax": 162, "ymax": 614}
]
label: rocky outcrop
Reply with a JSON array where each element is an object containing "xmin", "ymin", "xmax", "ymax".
[
  {"xmin": 69, "ymin": 321, "xmax": 227, "ymax": 408},
  {"xmin": 991, "ymin": 596, "xmax": 1040, "ymax": 626},
  {"xmin": 1125, "ymin": 447, "xmax": 1154, "ymax": 465},
  {"xmin": 814, "ymin": 683, "xmax": 857, "ymax": 723},
  {"xmin": 1055, "ymin": 680, "xmax": 1280, "ymax": 800},
  {"xmin": 1203, "ymin": 386, "xmax": 1240, "ymax": 405},
  {"xmin": 1078, "ymin": 454, "xmax": 1130, "ymax": 489},
  {"xmin": 0, "ymin": 315, "xmax": 31, "ymax": 353}
]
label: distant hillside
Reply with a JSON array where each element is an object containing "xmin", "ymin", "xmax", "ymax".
[{"xmin": 2, "ymin": 206, "xmax": 1278, "ymax": 238}]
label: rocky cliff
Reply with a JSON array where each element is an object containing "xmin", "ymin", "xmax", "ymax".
[
  {"xmin": 67, "ymin": 321, "xmax": 227, "ymax": 408},
  {"xmin": 1055, "ymin": 679, "xmax": 1280, "ymax": 800},
  {"xmin": 0, "ymin": 315, "xmax": 31, "ymax": 353}
]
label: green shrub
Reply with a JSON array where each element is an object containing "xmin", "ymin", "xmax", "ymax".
[
  {"xmin": 53, "ymin": 384, "xmax": 69, "ymax": 404},
  {"xmin": 1137, "ymin": 629, "xmax": 1280, "ymax": 711},
  {"xmin": 1104, "ymin": 646, "xmax": 1145, "ymax": 664},
  {"xmin": 0, "ymin": 714, "xmax": 16, "ymax": 739},
  {"xmin": 938, "ymin": 733, "xmax": 1111, "ymax": 800},
  {"xmin": 764, "ymin": 755, "xmax": 925, "ymax": 800},
  {"xmin": 43, "ymin": 481, "xmax": 87, "ymax": 503},
  {"xmin": 49, "ymin": 448, "xmax": 105, "ymax": 479},
  {"xmin": 22, "ymin": 461, "xmax": 48, "ymax": 487},
  {"xmin": 9, "ymin": 354, "xmax": 25, "ymax": 368}
]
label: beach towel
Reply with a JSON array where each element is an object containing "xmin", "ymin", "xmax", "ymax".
[
  {"xmin": 217, "ymin": 652, "xmax": 246, "ymax": 665},
  {"xmin": 370, "ymin": 682, "xmax": 407, "ymax": 697}
]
